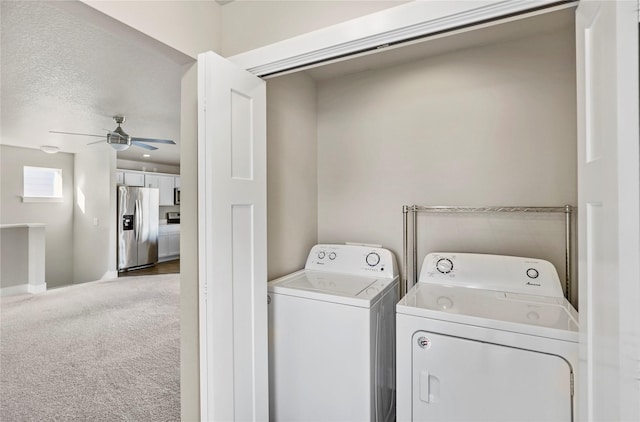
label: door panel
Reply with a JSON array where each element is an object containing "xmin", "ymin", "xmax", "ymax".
[
  {"xmin": 117, "ymin": 186, "xmax": 137, "ymax": 270},
  {"xmin": 230, "ymin": 90, "xmax": 254, "ymax": 180},
  {"xmin": 198, "ymin": 51, "xmax": 267, "ymax": 421},
  {"xmin": 576, "ymin": 1, "xmax": 640, "ymax": 420},
  {"xmin": 137, "ymin": 188, "xmax": 158, "ymax": 266},
  {"xmin": 411, "ymin": 331, "xmax": 573, "ymax": 421}
]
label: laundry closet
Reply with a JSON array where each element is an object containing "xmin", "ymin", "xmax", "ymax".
[
  {"xmin": 197, "ymin": 1, "xmax": 638, "ymax": 420},
  {"xmin": 264, "ymin": 6, "xmax": 578, "ymax": 303}
]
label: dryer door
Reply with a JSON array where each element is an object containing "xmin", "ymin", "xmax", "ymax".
[{"xmin": 412, "ymin": 331, "xmax": 573, "ymax": 421}]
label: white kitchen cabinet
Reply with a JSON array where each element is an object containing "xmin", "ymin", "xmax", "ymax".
[
  {"xmin": 123, "ymin": 171, "xmax": 144, "ymax": 187},
  {"xmin": 148, "ymin": 175, "xmax": 175, "ymax": 206},
  {"xmin": 143, "ymin": 174, "xmax": 176, "ymax": 206},
  {"xmin": 145, "ymin": 174, "xmax": 160, "ymax": 189},
  {"xmin": 116, "ymin": 169, "xmax": 179, "ymax": 206},
  {"xmin": 158, "ymin": 224, "xmax": 180, "ymax": 262},
  {"xmin": 117, "ymin": 170, "xmax": 178, "ymax": 205},
  {"xmin": 159, "ymin": 176, "xmax": 176, "ymax": 206}
]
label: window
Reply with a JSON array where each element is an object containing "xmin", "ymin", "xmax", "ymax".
[{"xmin": 22, "ymin": 166, "xmax": 63, "ymax": 202}]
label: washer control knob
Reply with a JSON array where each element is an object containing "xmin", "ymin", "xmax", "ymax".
[
  {"xmin": 318, "ymin": 251, "xmax": 326, "ymax": 259},
  {"xmin": 436, "ymin": 258, "xmax": 454, "ymax": 274},
  {"xmin": 526, "ymin": 268, "xmax": 539, "ymax": 279},
  {"xmin": 329, "ymin": 252, "xmax": 336, "ymax": 260},
  {"xmin": 366, "ymin": 252, "xmax": 380, "ymax": 267},
  {"xmin": 366, "ymin": 287, "xmax": 379, "ymax": 296}
]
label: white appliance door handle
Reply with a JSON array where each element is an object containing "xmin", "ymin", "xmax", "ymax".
[{"xmin": 420, "ymin": 371, "xmax": 430, "ymax": 403}]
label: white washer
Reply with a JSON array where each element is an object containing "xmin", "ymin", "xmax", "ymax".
[
  {"xmin": 268, "ymin": 244, "xmax": 399, "ymax": 422},
  {"xmin": 396, "ymin": 253, "xmax": 579, "ymax": 422}
]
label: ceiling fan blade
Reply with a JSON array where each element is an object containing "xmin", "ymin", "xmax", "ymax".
[
  {"xmin": 131, "ymin": 137, "xmax": 176, "ymax": 145},
  {"xmin": 49, "ymin": 130, "xmax": 105, "ymax": 138},
  {"xmin": 87, "ymin": 139, "xmax": 106, "ymax": 146},
  {"xmin": 131, "ymin": 140, "xmax": 158, "ymax": 151}
]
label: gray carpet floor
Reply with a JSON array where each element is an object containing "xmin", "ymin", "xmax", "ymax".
[{"xmin": 0, "ymin": 274, "xmax": 180, "ymax": 421}]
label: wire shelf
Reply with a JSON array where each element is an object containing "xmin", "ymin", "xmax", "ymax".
[{"xmin": 402, "ymin": 204, "xmax": 574, "ymax": 304}]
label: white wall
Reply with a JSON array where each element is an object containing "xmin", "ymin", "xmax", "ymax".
[
  {"xmin": 179, "ymin": 62, "xmax": 200, "ymax": 420},
  {"xmin": 73, "ymin": 147, "xmax": 117, "ymax": 283},
  {"xmin": 0, "ymin": 227, "xmax": 29, "ymax": 289},
  {"xmin": 266, "ymin": 72, "xmax": 318, "ymax": 279},
  {"xmin": 316, "ymin": 28, "xmax": 577, "ymax": 300},
  {"xmin": 76, "ymin": 4, "xmax": 221, "ymax": 419},
  {"xmin": 82, "ymin": 0, "xmax": 221, "ymax": 59},
  {"xmin": 220, "ymin": 0, "xmax": 410, "ymax": 56},
  {"xmin": 0, "ymin": 225, "xmax": 45, "ymax": 293},
  {"xmin": 0, "ymin": 145, "xmax": 75, "ymax": 288}
]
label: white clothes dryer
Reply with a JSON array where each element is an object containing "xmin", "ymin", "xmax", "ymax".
[
  {"xmin": 396, "ymin": 253, "xmax": 579, "ymax": 422},
  {"xmin": 268, "ymin": 244, "xmax": 399, "ymax": 422}
]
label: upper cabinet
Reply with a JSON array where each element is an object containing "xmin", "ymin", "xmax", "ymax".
[
  {"xmin": 146, "ymin": 174, "xmax": 176, "ymax": 206},
  {"xmin": 123, "ymin": 171, "xmax": 145, "ymax": 187},
  {"xmin": 117, "ymin": 169, "xmax": 179, "ymax": 206}
]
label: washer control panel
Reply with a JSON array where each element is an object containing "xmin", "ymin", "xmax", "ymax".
[
  {"xmin": 305, "ymin": 244, "xmax": 398, "ymax": 278},
  {"xmin": 419, "ymin": 252, "xmax": 564, "ymax": 298}
]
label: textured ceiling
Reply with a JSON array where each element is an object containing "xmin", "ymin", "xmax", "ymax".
[{"xmin": 1, "ymin": 1, "xmax": 183, "ymax": 166}]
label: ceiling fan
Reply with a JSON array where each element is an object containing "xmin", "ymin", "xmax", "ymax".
[{"xmin": 49, "ymin": 115, "xmax": 176, "ymax": 151}]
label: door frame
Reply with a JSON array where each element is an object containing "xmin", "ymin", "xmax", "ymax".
[{"xmin": 228, "ymin": 0, "xmax": 573, "ymax": 77}]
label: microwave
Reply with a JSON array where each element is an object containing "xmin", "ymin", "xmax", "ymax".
[{"xmin": 174, "ymin": 187, "xmax": 181, "ymax": 205}]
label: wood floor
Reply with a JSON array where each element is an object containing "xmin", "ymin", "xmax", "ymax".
[{"xmin": 118, "ymin": 259, "xmax": 180, "ymax": 277}]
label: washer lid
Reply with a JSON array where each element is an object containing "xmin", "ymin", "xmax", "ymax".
[
  {"xmin": 268, "ymin": 270, "xmax": 396, "ymax": 307},
  {"xmin": 397, "ymin": 283, "xmax": 578, "ymax": 342}
]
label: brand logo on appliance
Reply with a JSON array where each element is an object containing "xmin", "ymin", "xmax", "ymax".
[
  {"xmin": 417, "ymin": 336, "xmax": 431, "ymax": 350},
  {"xmin": 526, "ymin": 281, "xmax": 541, "ymax": 287}
]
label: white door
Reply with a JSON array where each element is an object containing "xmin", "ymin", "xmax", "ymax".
[
  {"xmin": 576, "ymin": 1, "xmax": 640, "ymax": 421},
  {"xmin": 197, "ymin": 51, "xmax": 268, "ymax": 421}
]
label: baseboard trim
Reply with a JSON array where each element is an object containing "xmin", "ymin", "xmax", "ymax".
[
  {"xmin": 100, "ymin": 271, "xmax": 118, "ymax": 281},
  {"xmin": 27, "ymin": 283, "xmax": 47, "ymax": 294},
  {"xmin": 1, "ymin": 283, "xmax": 47, "ymax": 297}
]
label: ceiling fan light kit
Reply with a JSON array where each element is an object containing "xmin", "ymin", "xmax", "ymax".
[
  {"xmin": 108, "ymin": 140, "xmax": 130, "ymax": 151},
  {"xmin": 107, "ymin": 132, "xmax": 131, "ymax": 152}
]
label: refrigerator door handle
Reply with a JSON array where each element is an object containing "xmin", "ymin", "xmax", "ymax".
[{"xmin": 134, "ymin": 199, "xmax": 140, "ymax": 241}]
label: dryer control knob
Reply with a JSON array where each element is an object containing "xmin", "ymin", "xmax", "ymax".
[
  {"xmin": 318, "ymin": 251, "xmax": 326, "ymax": 259},
  {"xmin": 526, "ymin": 268, "xmax": 539, "ymax": 279},
  {"xmin": 436, "ymin": 258, "xmax": 454, "ymax": 274},
  {"xmin": 366, "ymin": 252, "xmax": 380, "ymax": 267}
]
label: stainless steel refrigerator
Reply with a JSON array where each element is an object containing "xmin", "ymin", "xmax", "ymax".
[{"xmin": 117, "ymin": 186, "xmax": 159, "ymax": 272}]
